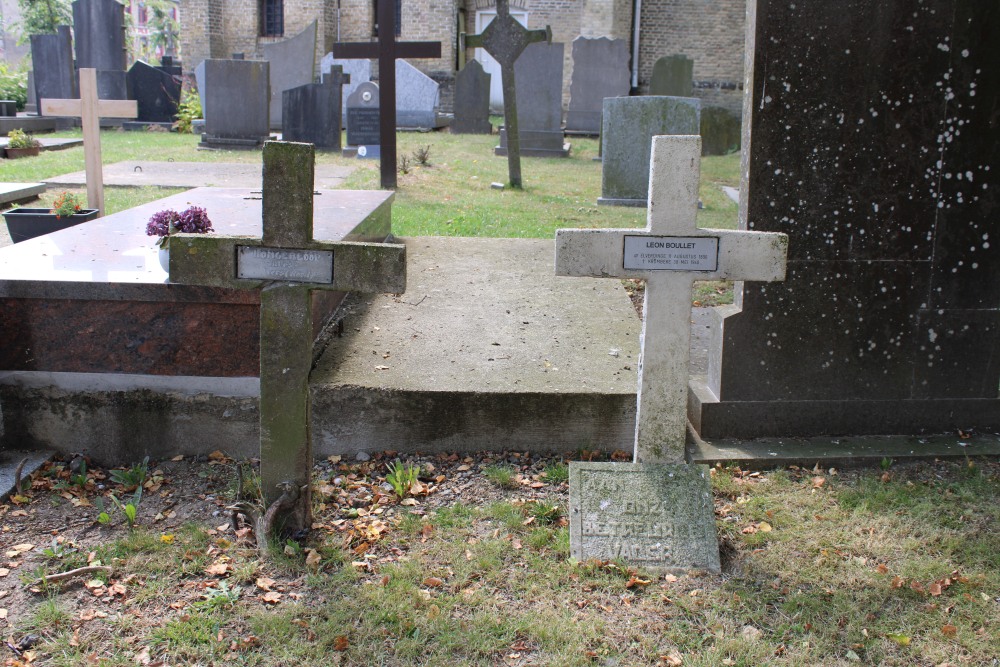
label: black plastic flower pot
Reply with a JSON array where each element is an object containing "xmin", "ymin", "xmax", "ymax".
[{"xmin": 3, "ymin": 208, "xmax": 100, "ymax": 243}]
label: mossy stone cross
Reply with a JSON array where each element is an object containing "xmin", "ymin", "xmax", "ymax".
[{"xmin": 171, "ymin": 141, "xmax": 406, "ymax": 532}]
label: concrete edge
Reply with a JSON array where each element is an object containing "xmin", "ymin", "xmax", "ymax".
[
  {"xmin": 0, "ymin": 449, "xmax": 53, "ymax": 501},
  {"xmin": 0, "ymin": 371, "xmax": 259, "ymax": 397}
]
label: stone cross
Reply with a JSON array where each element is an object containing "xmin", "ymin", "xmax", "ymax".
[
  {"xmin": 331, "ymin": 0, "xmax": 441, "ymax": 189},
  {"xmin": 464, "ymin": 0, "xmax": 551, "ymax": 189},
  {"xmin": 556, "ymin": 135, "xmax": 788, "ymax": 463},
  {"xmin": 40, "ymin": 68, "xmax": 137, "ymax": 217},
  {"xmin": 170, "ymin": 141, "xmax": 406, "ymax": 532}
]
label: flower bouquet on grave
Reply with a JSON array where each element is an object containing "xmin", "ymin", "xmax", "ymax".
[
  {"xmin": 146, "ymin": 206, "xmax": 214, "ymax": 272},
  {"xmin": 50, "ymin": 192, "xmax": 85, "ymax": 219}
]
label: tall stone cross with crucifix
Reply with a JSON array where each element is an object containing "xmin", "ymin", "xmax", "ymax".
[
  {"xmin": 170, "ymin": 141, "xmax": 407, "ymax": 532},
  {"xmin": 331, "ymin": 0, "xmax": 441, "ymax": 189},
  {"xmin": 40, "ymin": 68, "xmax": 137, "ymax": 217},
  {"xmin": 464, "ymin": 0, "xmax": 551, "ymax": 189},
  {"xmin": 557, "ymin": 135, "xmax": 789, "ymax": 463}
]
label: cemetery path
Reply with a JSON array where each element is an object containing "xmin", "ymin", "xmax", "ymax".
[{"xmin": 45, "ymin": 161, "xmax": 355, "ymax": 190}]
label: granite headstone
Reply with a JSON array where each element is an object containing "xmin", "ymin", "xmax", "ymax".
[
  {"xmin": 345, "ymin": 81, "xmax": 380, "ymax": 153},
  {"xmin": 689, "ymin": 0, "xmax": 1000, "ymax": 439},
  {"xmin": 565, "ymin": 36, "xmax": 630, "ymax": 134},
  {"xmin": 451, "ymin": 60, "xmax": 491, "ymax": 134},
  {"xmin": 157, "ymin": 56, "xmax": 183, "ymax": 76},
  {"xmin": 30, "ymin": 26, "xmax": 77, "ymax": 113},
  {"xmin": 649, "ymin": 54, "xmax": 693, "ymax": 97},
  {"xmin": 261, "ymin": 20, "xmax": 317, "ymax": 129},
  {"xmin": 193, "ymin": 60, "xmax": 207, "ymax": 114},
  {"xmin": 496, "ymin": 41, "xmax": 568, "ymax": 158},
  {"xmin": 0, "ymin": 101, "xmax": 16, "ymax": 117},
  {"xmin": 598, "ymin": 96, "xmax": 700, "ymax": 206},
  {"xmin": 321, "ymin": 55, "xmax": 370, "ymax": 128},
  {"xmin": 199, "ymin": 59, "xmax": 271, "ymax": 148},
  {"xmin": 72, "ymin": 0, "xmax": 128, "ymax": 100},
  {"xmin": 395, "ymin": 59, "xmax": 445, "ymax": 129},
  {"xmin": 126, "ymin": 60, "xmax": 181, "ymax": 124},
  {"xmin": 282, "ymin": 67, "xmax": 349, "ymax": 149}
]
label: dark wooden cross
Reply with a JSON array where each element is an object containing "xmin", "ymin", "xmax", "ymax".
[
  {"xmin": 170, "ymin": 141, "xmax": 406, "ymax": 532},
  {"xmin": 331, "ymin": 0, "xmax": 441, "ymax": 189},
  {"xmin": 464, "ymin": 0, "xmax": 550, "ymax": 189}
]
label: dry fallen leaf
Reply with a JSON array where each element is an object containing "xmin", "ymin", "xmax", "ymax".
[
  {"xmin": 256, "ymin": 577, "xmax": 277, "ymax": 591},
  {"xmin": 811, "ymin": 476, "xmax": 826, "ymax": 489},
  {"xmin": 261, "ymin": 591, "xmax": 283, "ymax": 604},
  {"xmin": 941, "ymin": 624, "xmax": 957, "ymax": 637},
  {"xmin": 305, "ymin": 549, "xmax": 322, "ymax": 569},
  {"xmin": 205, "ymin": 561, "xmax": 230, "ymax": 576},
  {"xmin": 423, "ymin": 576, "xmax": 444, "ymax": 588},
  {"xmin": 334, "ymin": 635, "xmax": 349, "ymax": 651}
]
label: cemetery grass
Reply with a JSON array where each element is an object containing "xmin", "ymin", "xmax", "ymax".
[{"xmin": 2, "ymin": 454, "xmax": 998, "ymax": 666}]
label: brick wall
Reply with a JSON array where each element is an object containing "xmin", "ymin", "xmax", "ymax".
[{"xmin": 637, "ymin": 0, "xmax": 745, "ymax": 115}]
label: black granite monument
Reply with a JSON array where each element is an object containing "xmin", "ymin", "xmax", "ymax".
[{"xmin": 282, "ymin": 67, "xmax": 350, "ymax": 149}]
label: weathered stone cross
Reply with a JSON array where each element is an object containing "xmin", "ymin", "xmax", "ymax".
[
  {"xmin": 464, "ymin": 0, "xmax": 551, "ymax": 189},
  {"xmin": 331, "ymin": 0, "xmax": 441, "ymax": 189},
  {"xmin": 170, "ymin": 141, "xmax": 406, "ymax": 532},
  {"xmin": 40, "ymin": 68, "xmax": 137, "ymax": 217},
  {"xmin": 556, "ymin": 135, "xmax": 788, "ymax": 463}
]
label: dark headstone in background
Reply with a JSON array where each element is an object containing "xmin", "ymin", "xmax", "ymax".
[
  {"xmin": 690, "ymin": 0, "xmax": 1000, "ymax": 439},
  {"xmin": 497, "ymin": 41, "xmax": 568, "ymax": 157},
  {"xmin": 199, "ymin": 59, "xmax": 270, "ymax": 148},
  {"xmin": 0, "ymin": 101, "xmax": 17, "ymax": 117},
  {"xmin": 127, "ymin": 60, "xmax": 181, "ymax": 123},
  {"xmin": 158, "ymin": 56, "xmax": 183, "ymax": 76},
  {"xmin": 31, "ymin": 26, "xmax": 78, "ymax": 114},
  {"xmin": 72, "ymin": 0, "xmax": 126, "ymax": 70},
  {"xmin": 649, "ymin": 54, "xmax": 693, "ymax": 97},
  {"xmin": 451, "ymin": 60, "xmax": 492, "ymax": 134},
  {"xmin": 565, "ymin": 36, "xmax": 630, "ymax": 134},
  {"xmin": 282, "ymin": 70, "xmax": 347, "ymax": 150},
  {"xmin": 345, "ymin": 81, "xmax": 380, "ymax": 148},
  {"xmin": 699, "ymin": 107, "xmax": 741, "ymax": 156}
]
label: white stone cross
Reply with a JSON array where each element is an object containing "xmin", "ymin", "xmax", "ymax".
[
  {"xmin": 556, "ymin": 135, "xmax": 788, "ymax": 463},
  {"xmin": 40, "ymin": 68, "xmax": 138, "ymax": 217}
]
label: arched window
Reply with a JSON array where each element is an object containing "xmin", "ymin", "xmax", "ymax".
[{"xmin": 261, "ymin": 0, "xmax": 283, "ymax": 37}]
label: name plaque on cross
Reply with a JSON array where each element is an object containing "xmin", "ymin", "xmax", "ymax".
[
  {"xmin": 623, "ymin": 235, "xmax": 719, "ymax": 271},
  {"xmin": 236, "ymin": 246, "xmax": 334, "ymax": 283}
]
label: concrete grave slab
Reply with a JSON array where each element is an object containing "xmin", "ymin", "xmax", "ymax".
[
  {"xmin": 45, "ymin": 161, "xmax": 354, "ymax": 189},
  {"xmin": 569, "ymin": 462, "xmax": 720, "ymax": 573},
  {"xmin": 0, "ymin": 183, "xmax": 46, "ymax": 206}
]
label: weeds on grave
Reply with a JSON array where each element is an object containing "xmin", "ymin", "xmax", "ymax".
[
  {"xmin": 96, "ymin": 487, "xmax": 143, "ymax": 528},
  {"xmin": 484, "ymin": 464, "xmax": 517, "ymax": 489},
  {"xmin": 109, "ymin": 456, "xmax": 149, "ymax": 489},
  {"xmin": 544, "ymin": 461, "xmax": 569, "ymax": 484},
  {"xmin": 386, "ymin": 460, "xmax": 420, "ymax": 500},
  {"xmin": 412, "ymin": 144, "xmax": 431, "ymax": 166},
  {"xmin": 398, "ymin": 154, "xmax": 411, "ymax": 174},
  {"xmin": 194, "ymin": 580, "xmax": 242, "ymax": 611},
  {"xmin": 173, "ymin": 88, "xmax": 202, "ymax": 134},
  {"xmin": 526, "ymin": 500, "xmax": 564, "ymax": 525}
]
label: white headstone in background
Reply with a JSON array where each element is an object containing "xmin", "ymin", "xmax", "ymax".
[{"xmin": 395, "ymin": 59, "xmax": 439, "ymax": 129}]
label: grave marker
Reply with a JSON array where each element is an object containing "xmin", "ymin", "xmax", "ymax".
[
  {"xmin": 41, "ymin": 68, "xmax": 137, "ymax": 216},
  {"xmin": 557, "ymin": 136, "xmax": 787, "ymax": 572},
  {"xmin": 345, "ymin": 82, "xmax": 381, "ymax": 155},
  {"xmin": 464, "ymin": 0, "xmax": 551, "ymax": 188},
  {"xmin": 558, "ymin": 135, "xmax": 788, "ymax": 462},
  {"xmin": 170, "ymin": 141, "xmax": 406, "ymax": 531},
  {"xmin": 331, "ymin": 0, "xmax": 441, "ymax": 189},
  {"xmin": 282, "ymin": 67, "xmax": 351, "ymax": 149},
  {"xmin": 451, "ymin": 60, "xmax": 492, "ymax": 134}
]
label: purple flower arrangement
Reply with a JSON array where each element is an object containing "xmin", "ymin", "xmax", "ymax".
[{"xmin": 146, "ymin": 206, "xmax": 214, "ymax": 248}]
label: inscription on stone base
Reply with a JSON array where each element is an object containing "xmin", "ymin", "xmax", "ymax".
[
  {"xmin": 623, "ymin": 236, "xmax": 719, "ymax": 271},
  {"xmin": 237, "ymin": 246, "xmax": 334, "ymax": 283},
  {"xmin": 569, "ymin": 462, "xmax": 720, "ymax": 573}
]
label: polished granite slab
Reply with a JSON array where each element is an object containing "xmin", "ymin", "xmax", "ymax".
[{"xmin": 0, "ymin": 187, "xmax": 393, "ymax": 376}]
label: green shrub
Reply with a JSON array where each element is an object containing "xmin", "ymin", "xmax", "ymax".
[
  {"xmin": 173, "ymin": 88, "xmax": 202, "ymax": 134},
  {"xmin": 0, "ymin": 63, "xmax": 28, "ymax": 110}
]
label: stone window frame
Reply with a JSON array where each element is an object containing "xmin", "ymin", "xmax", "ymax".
[
  {"xmin": 260, "ymin": 0, "xmax": 284, "ymax": 37},
  {"xmin": 371, "ymin": 0, "xmax": 402, "ymax": 37}
]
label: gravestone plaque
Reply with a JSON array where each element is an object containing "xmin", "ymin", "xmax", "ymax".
[
  {"xmin": 649, "ymin": 55, "xmax": 693, "ymax": 97},
  {"xmin": 72, "ymin": 0, "xmax": 128, "ymax": 100},
  {"xmin": 199, "ymin": 59, "xmax": 271, "ymax": 148},
  {"xmin": 31, "ymin": 27, "xmax": 77, "ymax": 113},
  {"xmin": 496, "ymin": 41, "xmax": 569, "ymax": 158},
  {"xmin": 565, "ymin": 36, "xmax": 630, "ymax": 134},
  {"xmin": 599, "ymin": 96, "xmax": 700, "ymax": 207},
  {"xmin": 321, "ymin": 55, "xmax": 370, "ymax": 128},
  {"xmin": 282, "ymin": 67, "xmax": 350, "ymax": 149},
  {"xmin": 126, "ymin": 60, "xmax": 181, "ymax": 124},
  {"xmin": 262, "ymin": 20, "xmax": 317, "ymax": 129},
  {"xmin": 569, "ymin": 463, "xmax": 720, "ymax": 573},
  {"xmin": 395, "ymin": 59, "xmax": 444, "ymax": 129},
  {"xmin": 345, "ymin": 81, "xmax": 380, "ymax": 149},
  {"xmin": 690, "ymin": 0, "xmax": 1000, "ymax": 439},
  {"xmin": 451, "ymin": 60, "xmax": 491, "ymax": 134}
]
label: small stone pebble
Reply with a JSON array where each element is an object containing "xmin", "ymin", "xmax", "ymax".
[{"xmin": 355, "ymin": 451, "xmax": 371, "ymax": 462}]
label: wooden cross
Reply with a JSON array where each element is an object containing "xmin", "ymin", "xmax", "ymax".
[
  {"xmin": 331, "ymin": 0, "xmax": 441, "ymax": 189},
  {"xmin": 464, "ymin": 0, "xmax": 550, "ymax": 189},
  {"xmin": 40, "ymin": 68, "xmax": 137, "ymax": 217},
  {"xmin": 170, "ymin": 141, "xmax": 407, "ymax": 532},
  {"xmin": 555, "ymin": 136, "xmax": 788, "ymax": 463}
]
